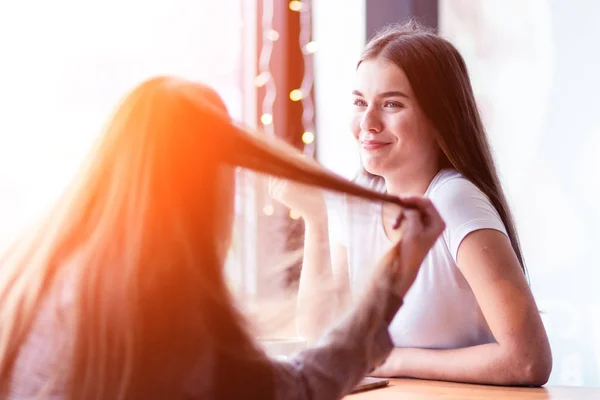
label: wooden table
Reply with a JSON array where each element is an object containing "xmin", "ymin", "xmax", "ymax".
[{"xmin": 346, "ymin": 378, "xmax": 600, "ymax": 399}]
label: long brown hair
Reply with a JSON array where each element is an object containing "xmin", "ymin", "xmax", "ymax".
[
  {"xmin": 0, "ymin": 77, "xmax": 407, "ymax": 399},
  {"xmin": 359, "ymin": 21, "xmax": 526, "ymax": 274}
]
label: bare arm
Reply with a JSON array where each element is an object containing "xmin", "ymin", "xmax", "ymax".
[
  {"xmin": 296, "ymin": 214, "xmax": 350, "ymax": 343},
  {"xmin": 270, "ymin": 196, "xmax": 445, "ymax": 400},
  {"xmin": 268, "ymin": 178, "xmax": 348, "ymax": 343},
  {"xmin": 330, "ymin": 242, "xmax": 351, "ymax": 316},
  {"xmin": 372, "ymin": 229, "xmax": 552, "ymax": 386}
]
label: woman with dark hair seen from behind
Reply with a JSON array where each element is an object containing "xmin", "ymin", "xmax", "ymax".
[
  {"xmin": 0, "ymin": 76, "xmax": 445, "ymax": 399},
  {"xmin": 275, "ymin": 21, "xmax": 552, "ymax": 386}
]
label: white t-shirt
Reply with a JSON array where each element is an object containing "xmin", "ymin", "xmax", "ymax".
[{"xmin": 327, "ymin": 169, "xmax": 507, "ymax": 349}]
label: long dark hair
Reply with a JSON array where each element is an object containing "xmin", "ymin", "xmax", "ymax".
[
  {"xmin": 0, "ymin": 77, "xmax": 408, "ymax": 399},
  {"xmin": 359, "ymin": 21, "xmax": 526, "ymax": 274}
]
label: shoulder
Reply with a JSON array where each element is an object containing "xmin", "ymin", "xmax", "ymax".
[
  {"xmin": 428, "ymin": 169, "xmax": 484, "ymax": 206},
  {"xmin": 427, "ymin": 169, "xmax": 508, "ymax": 260},
  {"xmin": 427, "ymin": 169, "xmax": 500, "ymax": 221}
]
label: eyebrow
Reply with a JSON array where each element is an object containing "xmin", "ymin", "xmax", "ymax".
[{"xmin": 352, "ymin": 90, "xmax": 410, "ymax": 99}]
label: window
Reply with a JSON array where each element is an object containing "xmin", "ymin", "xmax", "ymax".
[
  {"xmin": 0, "ymin": 1, "xmax": 304, "ymax": 336},
  {"xmin": 0, "ymin": 0, "xmax": 255, "ymax": 253}
]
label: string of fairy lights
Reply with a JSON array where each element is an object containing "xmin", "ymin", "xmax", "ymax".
[
  {"xmin": 254, "ymin": 0, "xmax": 276, "ymax": 135},
  {"xmin": 257, "ymin": 0, "xmax": 318, "ymax": 220},
  {"xmin": 296, "ymin": 0, "xmax": 317, "ymax": 158}
]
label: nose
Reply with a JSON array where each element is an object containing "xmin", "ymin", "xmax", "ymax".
[{"xmin": 360, "ymin": 106, "xmax": 383, "ymax": 134}]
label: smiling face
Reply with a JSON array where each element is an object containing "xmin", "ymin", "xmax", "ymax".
[{"xmin": 351, "ymin": 57, "xmax": 439, "ymax": 179}]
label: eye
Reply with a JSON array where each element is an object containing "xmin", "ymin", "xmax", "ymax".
[
  {"xmin": 353, "ymin": 98, "xmax": 367, "ymax": 107},
  {"xmin": 384, "ymin": 101, "xmax": 404, "ymax": 108}
]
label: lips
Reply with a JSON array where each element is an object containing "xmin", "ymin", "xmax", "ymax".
[{"xmin": 360, "ymin": 140, "xmax": 392, "ymax": 151}]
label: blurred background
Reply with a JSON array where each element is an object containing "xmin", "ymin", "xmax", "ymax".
[{"xmin": 0, "ymin": 0, "xmax": 598, "ymax": 387}]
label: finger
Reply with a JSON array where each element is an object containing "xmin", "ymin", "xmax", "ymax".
[
  {"xmin": 415, "ymin": 201, "xmax": 445, "ymax": 237},
  {"xmin": 398, "ymin": 209, "xmax": 422, "ymax": 240},
  {"xmin": 397, "ymin": 195, "xmax": 443, "ymax": 231},
  {"xmin": 426, "ymin": 214, "xmax": 446, "ymax": 238},
  {"xmin": 392, "ymin": 210, "xmax": 404, "ymax": 230}
]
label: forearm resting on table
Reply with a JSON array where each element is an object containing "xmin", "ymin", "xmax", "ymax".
[{"xmin": 376, "ymin": 340, "xmax": 551, "ymax": 386}]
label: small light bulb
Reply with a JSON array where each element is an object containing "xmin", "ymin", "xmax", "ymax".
[
  {"xmin": 289, "ymin": 1, "xmax": 303, "ymax": 12},
  {"xmin": 305, "ymin": 41, "xmax": 318, "ymax": 54},
  {"xmin": 263, "ymin": 204, "xmax": 274, "ymax": 216},
  {"xmin": 302, "ymin": 131, "xmax": 315, "ymax": 144},
  {"xmin": 254, "ymin": 72, "xmax": 271, "ymax": 87},
  {"xmin": 289, "ymin": 89, "xmax": 303, "ymax": 102},
  {"xmin": 261, "ymin": 113, "xmax": 273, "ymax": 125},
  {"xmin": 289, "ymin": 209, "xmax": 301, "ymax": 220},
  {"xmin": 267, "ymin": 29, "xmax": 280, "ymax": 41}
]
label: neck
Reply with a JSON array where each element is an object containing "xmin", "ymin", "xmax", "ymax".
[{"xmin": 383, "ymin": 163, "xmax": 442, "ymax": 196}]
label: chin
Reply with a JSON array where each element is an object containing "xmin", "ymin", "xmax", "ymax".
[{"xmin": 362, "ymin": 160, "xmax": 388, "ymax": 178}]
